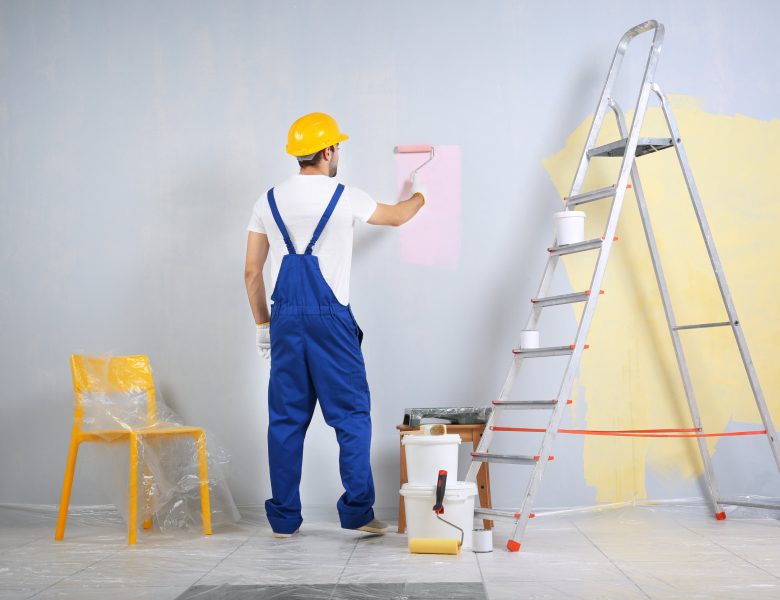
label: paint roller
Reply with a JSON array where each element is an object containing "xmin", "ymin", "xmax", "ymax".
[
  {"xmin": 394, "ymin": 144, "xmax": 436, "ymax": 182},
  {"xmin": 408, "ymin": 469, "xmax": 464, "ymax": 555}
]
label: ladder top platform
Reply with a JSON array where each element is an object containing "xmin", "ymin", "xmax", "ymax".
[{"xmin": 588, "ymin": 137, "xmax": 674, "ymax": 158}]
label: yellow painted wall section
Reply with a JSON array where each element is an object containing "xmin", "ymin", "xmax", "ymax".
[{"xmin": 542, "ymin": 95, "xmax": 780, "ymax": 503}]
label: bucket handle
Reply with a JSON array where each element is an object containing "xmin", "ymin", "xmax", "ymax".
[{"xmin": 433, "ymin": 470, "xmax": 465, "ymax": 546}]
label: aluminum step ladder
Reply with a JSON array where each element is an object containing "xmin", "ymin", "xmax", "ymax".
[{"xmin": 465, "ymin": 20, "xmax": 780, "ymax": 552}]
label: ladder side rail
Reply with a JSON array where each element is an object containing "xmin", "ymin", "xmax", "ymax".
[
  {"xmin": 525, "ymin": 257, "xmax": 559, "ymax": 333},
  {"xmin": 510, "ymin": 135, "xmax": 644, "ymax": 543},
  {"xmin": 470, "ymin": 21, "xmax": 666, "ymax": 545},
  {"xmin": 568, "ymin": 21, "xmax": 665, "ymax": 199},
  {"xmin": 506, "ymin": 350, "xmax": 585, "ymax": 543},
  {"xmin": 531, "ymin": 23, "xmax": 666, "ymax": 332},
  {"xmin": 509, "ymin": 185, "xmax": 631, "ymax": 544},
  {"xmin": 523, "ymin": 24, "xmax": 655, "ymax": 331},
  {"xmin": 508, "ymin": 33, "xmax": 667, "ymax": 544},
  {"xmin": 607, "ymin": 98, "xmax": 723, "ymax": 515},
  {"xmin": 651, "ymin": 84, "xmax": 780, "ymax": 471}
]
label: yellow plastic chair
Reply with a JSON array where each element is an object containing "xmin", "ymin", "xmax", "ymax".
[{"xmin": 55, "ymin": 354, "xmax": 212, "ymax": 544}]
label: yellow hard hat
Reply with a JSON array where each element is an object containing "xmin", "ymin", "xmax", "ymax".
[{"xmin": 286, "ymin": 112, "xmax": 349, "ymax": 157}]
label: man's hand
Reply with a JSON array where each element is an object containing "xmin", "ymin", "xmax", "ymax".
[
  {"xmin": 367, "ymin": 181, "xmax": 427, "ymax": 227},
  {"xmin": 256, "ymin": 322, "xmax": 270, "ymax": 359},
  {"xmin": 411, "ymin": 179, "xmax": 427, "ymax": 204}
]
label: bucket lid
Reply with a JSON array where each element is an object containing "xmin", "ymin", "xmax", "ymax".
[
  {"xmin": 553, "ymin": 210, "xmax": 585, "ymax": 218},
  {"xmin": 402, "ymin": 433, "xmax": 462, "ymax": 446},
  {"xmin": 400, "ymin": 481, "xmax": 477, "ymax": 500}
]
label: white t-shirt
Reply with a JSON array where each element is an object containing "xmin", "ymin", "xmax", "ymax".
[{"xmin": 247, "ymin": 174, "xmax": 377, "ymax": 306}]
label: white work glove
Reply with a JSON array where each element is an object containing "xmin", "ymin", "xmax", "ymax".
[
  {"xmin": 410, "ymin": 179, "xmax": 427, "ymax": 204},
  {"xmin": 256, "ymin": 322, "xmax": 270, "ymax": 359}
]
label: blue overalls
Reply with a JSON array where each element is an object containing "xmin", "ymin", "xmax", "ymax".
[{"xmin": 264, "ymin": 183, "xmax": 375, "ymax": 534}]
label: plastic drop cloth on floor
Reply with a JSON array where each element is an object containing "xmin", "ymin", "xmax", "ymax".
[
  {"xmin": 4, "ymin": 501, "xmax": 780, "ymax": 598},
  {"xmin": 70, "ymin": 354, "xmax": 239, "ymax": 533},
  {"xmin": 175, "ymin": 582, "xmax": 489, "ymax": 599}
]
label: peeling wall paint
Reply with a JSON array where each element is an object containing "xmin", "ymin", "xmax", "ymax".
[{"xmin": 543, "ymin": 95, "xmax": 780, "ymax": 502}]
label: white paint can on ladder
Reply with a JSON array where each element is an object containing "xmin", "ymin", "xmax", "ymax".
[
  {"xmin": 519, "ymin": 329, "xmax": 540, "ymax": 349},
  {"xmin": 553, "ymin": 210, "xmax": 586, "ymax": 245}
]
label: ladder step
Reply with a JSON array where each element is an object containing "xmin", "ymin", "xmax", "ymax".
[
  {"xmin": 512, "ymin": 344, "xmax": 589, "ymax": 358},
  {"xmin": 471, "ymin": 452, "xmax": 553, "ymax": 465},
  {"xmin": 548, "ymin": 236, "xmax": 617, "ymax": 257},
  {"xmin": 474, "ymin": 508, "xmax": 536, "ymax": 522},
  {"xmin": 587, "ymin": 137, "xmax": 674, "ymax": 158},
  {"xmin": 672, "ymin": 321, "xmax": 733, "ymax": 331},
  {"xmin": 532, "ymin": 290, "xmax": 603, "ymax": 308},
  {"xmin": 492, "ymin": 399, "xmax": 572, "ymax": 410},
  {"xmin": 718, "ymin": 498, "xmax": 780, "ymax": 511},
  {"xmin": 564, "ymin": 185, "xmax": 616, "ymax": 207}
]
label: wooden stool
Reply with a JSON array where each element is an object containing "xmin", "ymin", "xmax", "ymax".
[{"xmin": 396, "ymin": 423, "xmax": 493, "ymax": 533}]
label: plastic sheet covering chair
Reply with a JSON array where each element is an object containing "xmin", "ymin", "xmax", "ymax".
[{"xmin": 55, "ymin": 354, "xmax": 212, "ymax": 544}]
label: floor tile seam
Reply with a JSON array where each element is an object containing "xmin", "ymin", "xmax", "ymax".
[
  {"xmin": 0, "ymin": 533, "xmax": 52, "ymax": 559},
  {"xmin": 187, "ymin": 532, "xmax": 258, "ymax": 589},
  {"xmin": 22, "ymin": 543, "xmax": 126, "ymax": 600},
  {"xmin": 541, "ymin": 579, "xmax": 643, "ymax": 599},
  {"xmin": 475, "ymin": 549, "xmax": 487, "ymax": 586},
  {"xmin": 645, "ymin": 571, "xmax": 687, "ymax": 594},
  {"xmin": 36, "ymin": 583, "xmax": 193, "ymax": 590},
  {"xmin": 329, "ymin": 538, "xmax": 361, "ymax": 599},
  {"xmin": 678, "ymin": 522, "xmax": 780, "ymax": 581},
  {"xmin": 570, "ymin": 519, "xmax": 652, "ymax": 600},
  {"xmin": 478, "ymin": 576, "xmax": 641, "ymax": 583}
]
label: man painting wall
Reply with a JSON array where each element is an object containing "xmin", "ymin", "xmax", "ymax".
[{"xmin": 244, "ymin": 113, "xmax": 426, "ymax": 537}]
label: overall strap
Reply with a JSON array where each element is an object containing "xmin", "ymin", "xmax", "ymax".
[
  {"xmin": 305, "ymin": 183, "xmax": 345, "ymax": 255},
  {"xmin": 267, "ymin": 188, "xmax": 296, "ymax": 255}
]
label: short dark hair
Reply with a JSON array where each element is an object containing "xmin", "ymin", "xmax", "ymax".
[{"xmin": 297, "ymin": 146, "xmax": 334, "ymax": 168}]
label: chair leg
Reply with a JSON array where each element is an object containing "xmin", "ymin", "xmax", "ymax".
[
  {"xmin": 55, "ymin": 433, "xmax": 81, "ymax": 541},
  {"xmin": 128, "ymin": 433, "xmax": 139, "ymax": 544},
  {"xmin": 195, "ymin": 432, "xmax": 212, "ymax": 535}
]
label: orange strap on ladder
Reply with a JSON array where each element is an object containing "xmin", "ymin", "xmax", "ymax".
[{"xmin": 490, "ymin": 426, "xmax": 768, "ymax": 438}]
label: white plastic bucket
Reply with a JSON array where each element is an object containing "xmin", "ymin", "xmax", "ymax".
[
  {"xmin": 553, "ymin": 210, "xmax": 586, "ymax": 245},
  {"xmin": 519, "ymin": 329, "xmax": 539, "ymax": 349},
  {"xmin": 400, "ymin": 481, "xmax": 477, "ymax": 549},
  {"xmin": 402, "ymin": 434, "xmax": 461, "ymax": 486}
]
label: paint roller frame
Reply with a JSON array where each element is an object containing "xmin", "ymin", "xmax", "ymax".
[
  {"xmin": 407, "ymin": 469, "xmax": 464, "ymax": 556},
  {"xmin": 395, "ymin": 144, "xmax": 436, "ymax": 182}
]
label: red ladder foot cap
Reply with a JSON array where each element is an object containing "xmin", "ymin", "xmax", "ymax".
[
  {"xmin": 507, "ymin": 540, "xmax": 521, "ymax": 552},
  {"xmin": 716, "ymin": 511, "xmax": 726, "ymax": 521}
]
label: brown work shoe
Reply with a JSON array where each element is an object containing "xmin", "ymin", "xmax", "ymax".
[
  {"xmin": 354, "ymin": 519, "xmax": 388, "ymax": 534},
  {"xmin": 272, "ymin": 529, "xmax": 299, "ymax": 539}
]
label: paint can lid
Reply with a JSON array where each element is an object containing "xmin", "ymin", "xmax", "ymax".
[{"xmin": 402, "ymin": 434, "xmax": 462, "ymax": 446}]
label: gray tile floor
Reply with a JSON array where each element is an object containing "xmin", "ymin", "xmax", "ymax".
[{"xmin": 1, "ymin": 503, "xmax": 779, "ymax": 599}]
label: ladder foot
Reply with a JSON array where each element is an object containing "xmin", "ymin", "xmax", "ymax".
[
  {"xmin": 506, "ymin": 539, "xmax": 522, "ymax": 552},
  {"xmin": 715, "ymin": 511, "xmax": 727, "ymax": 521}
]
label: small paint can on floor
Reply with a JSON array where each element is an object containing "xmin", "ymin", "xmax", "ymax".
[{"xmin": 472, "ymin": 528, "xmax": 493, "ymax": 553}]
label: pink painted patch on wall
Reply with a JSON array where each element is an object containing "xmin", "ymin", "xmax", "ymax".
[{"xmin": 394, "ymin": 145, "xmax": 462, "ymax": 268}]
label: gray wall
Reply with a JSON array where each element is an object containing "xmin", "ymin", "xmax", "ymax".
[{"xmin": 2, "ymin": 1, "xmax": 779, "ymax": 516}]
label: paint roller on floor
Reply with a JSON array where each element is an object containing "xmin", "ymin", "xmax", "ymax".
[{"xmin": 408, "ymin": 470, "xmax": 464, "ymax": 555}]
